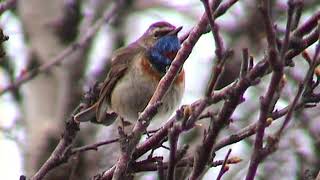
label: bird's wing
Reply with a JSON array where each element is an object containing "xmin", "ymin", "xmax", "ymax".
[
  {"xmin": 74, "ymin": 42, "xmax": 144, "ymax": 124},
  {"xmin": 96, "ymin": 42, "xmax": 145, "ymax": 124}
]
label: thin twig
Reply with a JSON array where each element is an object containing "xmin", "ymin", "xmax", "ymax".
[
  {"xmin": 128, "ymin": 23, "xmax": 317, "ymax": 177},
  {"xmin": 259, "ymin": 0, "xmax": 281, "ymax": 69},
  {"xmin": 130, "ymin": 156, "xmax": 241, "ymax": 173},
  {"xmin": 201, "ymin": 0, "xmax": 224, "ymax": 60},
  {"xmin": 110, "ymin": 0, "xmax": 227, "ymax": 178},
  {"xmin": 275, "ymin": 83, "xmax": 303, "ymax": 137},
  {"xmin": 290, "ymin": 0, "xmax": 303, "ymax": 31},
  {"xmin": 166, "ymin": 125, "xmax": 180, "ymax": 180},
  {"xmin": 286, "ymin": 28, "xmax": 319, "ymax": 61},
  {"xmin": 280, "ymin": 0, "xmax": 295, "ymax": 61},
  {"xmin": 245, "ymin": 1, "xmax": 294, "ymax": 179},
  {"xmin": 240, "ymin": 48, "xmax": 249, "ymax": 79},
  {"xmin": 96, "ymin": 1, "xmax": 318, "ymax": 179},
  {"xmin": 201, "ymin": 0, "xmax": 228, "ymax": 97},
  {"xmin": 216, "ymin": 149, "xmax": 232, "ymax": 180},
  {"xmin": 31, "ymin": 107, "xmax": 81, "ymax": 180},
  {"xmin": 71, "ymin": 138, "xmax": 119, "ymax": 154},
  {"xmin": 293, "ymin": 10, "xmax": 320, "ymax": 37}
]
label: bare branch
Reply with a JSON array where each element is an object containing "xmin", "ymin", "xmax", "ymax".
[
  {"xmin": 166, "ymin": 125, "xmax": 180, "ymax": 180},
  {"xmin": 108, "ymin": 0, "xmax": 240, "ymax": 178},
  {"xmin": 216, "ymin": 149, "xmax": 232, "ymax": 180},
  {"xmin": 71, "ymin": 138, "xmax": 119, "ymax": 154},
  {"xmin": 245, "ymin": 0, "xmax": 289, "ymax": 178}
]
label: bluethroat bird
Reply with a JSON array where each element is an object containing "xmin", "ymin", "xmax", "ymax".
[{"xmin": 74, "ymin": 22, "xmax": 185, "ymax": 126}]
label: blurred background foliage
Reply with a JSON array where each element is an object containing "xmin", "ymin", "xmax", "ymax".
[{"xmin": 0, "ymin": 0, "xmax": 319, "ymax": 179}]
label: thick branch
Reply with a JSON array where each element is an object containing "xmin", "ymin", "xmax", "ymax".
[{"xmin": 245, "ymin": 1, "xmax": 294, "ymax": 179}]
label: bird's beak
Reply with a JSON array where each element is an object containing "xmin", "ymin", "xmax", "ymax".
[{"xmin": 167, "ymin": 26, "xmax": 183, "ymax": 36}]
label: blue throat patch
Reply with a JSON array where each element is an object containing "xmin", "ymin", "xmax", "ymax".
[{"xmin": 148, "ymin": 35, "xmax": 181, "ymax": 74}]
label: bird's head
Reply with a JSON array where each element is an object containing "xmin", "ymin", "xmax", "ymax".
[
  {"xmin": 139, "ymin": 22, "xmax": 183, "ymax": 74},
  {"xmin": 140, "ymin": 21, "xmax": 182, "ymax": 48}
]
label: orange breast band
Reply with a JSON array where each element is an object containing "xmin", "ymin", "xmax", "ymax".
[{"xmin": 141, "ymin": 56, "xmax": 185, "ymax": 85}]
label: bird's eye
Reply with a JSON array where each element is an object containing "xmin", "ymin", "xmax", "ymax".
[{"xmin": 154, "ymin": 31, "xmax": 160, "ymax": 38}]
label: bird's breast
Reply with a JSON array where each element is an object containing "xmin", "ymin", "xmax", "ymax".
[
  {"xmin": 140, "ymin": 54, "xmax": 184, "ymax": 86},
  {"xmin": 110, "ymin": 54, "xmax": 184, "ymax": 122}
]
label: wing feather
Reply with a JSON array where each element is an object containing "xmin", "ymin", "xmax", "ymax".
[
  {"xmin": 74, "ymin": 42, "xmax": 145, "ymax": 124},
  {"xmin": 96, "ymin": 43, "xmax": 144, "ymax": 123}
]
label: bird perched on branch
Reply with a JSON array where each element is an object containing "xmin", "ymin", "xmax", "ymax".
[{"xmin": 74, "ymin": 22, "xmax": 185, "ymax": 126}]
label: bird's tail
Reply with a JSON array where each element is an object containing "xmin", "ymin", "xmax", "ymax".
[
  {"xmin": 74, "ymin": 103, "xmax": 97, "ymax": 122},
  {"xmin": 96, "ymin": 98, "xmax": 118, "ymax": 126},
  {"xmin": 74, "ymin": 100, "xmax": 118, "ymax": 126}
]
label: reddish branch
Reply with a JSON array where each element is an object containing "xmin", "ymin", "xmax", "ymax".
[
  {"xmin": 240, "ymin": 48, "xmax": 249, "ymax": 79},
  {"xmin": 293, "ymin": 10, "xmax": 320, "ymax": 37},
  {"xmin": 98, "ymin": 1, "xmax": 242, "ymax": 179},
  {"xmin": 94, "ymin": 155, "xmax": 240, "ymax": 179},
  {"xmin": 245, "ymin": 1, "xmax": 295, "ymax": 179},
  {"xmin": 130, "ymin": 155, "xmax": 241, "ymax": 173},
  {"xmin": 15, "ymin": 0, "xmax": 319, "ymax": 179},
  {"xmin": 100, "ymin": 35, "xmax": 318, "ymax": 179},
  {"xmin": 216, "ymin": 149, "xmax": 232, "ymax": 180},
  {"xmin": 213, "ymin": 84, "xmax": 319, "ymax": 153},
  {"xmin": 274, "ymin": 84, "xmax": 303, "ymax": 139},
  {"xmin": 248, "ymin": 42, "xmax": 319, "ymax": 174},
  {"xmin": 94, "ymin": 85, "xmax": 316, "ymax": 178},
  {"xmin": 71, "ymin": 138, "xmax": 119, "ymax": 154},
  {"xmin": 201, "ymin": 0, "xmax": 229, "ymax": 97},
  {"xmin": 31, "ymin": 108, "xmax": 81, "ymax": 180},
  {"xmin": 108, "ymin": 0, "xmax": 242, "ymax": 179},
  {"xmin": 276, "ymin": 39, "xmax": 319, "ymax": 138},
  {"xmin": 189, "ymin": 76, "xmax": 242, "ymax": 179},
  {"xmin": 166, "ymin": 124, "xmax": 180, "ymax": 180},
  {"xmin": 201, "ymin": 0, "xmax": 224, "ymax": 60},
  {"xmin": 99, "ymin": 14, "xmax": 318, "ymax": 177},
  {"xmin": 135, "ymin": 2, "xmax": 317, "ymax": 180},
  {"xmin": 188, "ymin": 1, "xmax": 236, "ymax": 178}
]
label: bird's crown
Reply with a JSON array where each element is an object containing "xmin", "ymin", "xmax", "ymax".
[
  {"xmin": 145, "ymin": 22, "xmax": 176, "ymax": 38},
  {"xmin": 139, "ymin": 21, "xmax": 182, "ymax": 47},
  {"xmin": 139, "ymin": 22, "xmax": 182, "ymax": 75}
]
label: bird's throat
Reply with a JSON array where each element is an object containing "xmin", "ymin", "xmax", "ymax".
[{"xmin": 148, "ymin": 35, "xmax": 181, "ymax": 74}]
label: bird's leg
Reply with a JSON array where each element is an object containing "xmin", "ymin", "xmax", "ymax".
[{"xmin": 119, "ymin": 117, "xmax": 132, "ymax": 132}]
